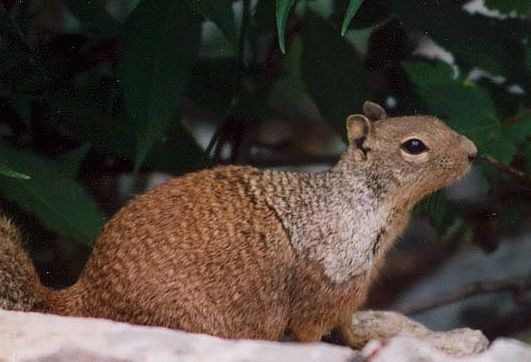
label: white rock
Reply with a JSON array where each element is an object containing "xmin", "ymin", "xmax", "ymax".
[
  {"xmin": 1, "ymin": 309, "xmax": 529, "ymax": 362},
  {"xmin": 467, "ymin": 339, "xmax": 531, "ymax": 362},
  {"xmin": 0, "ymin": 310, "xmax": 356, "ymax": 362},
  {"xmin": 367, "ymin": 336, "xmax": 531, "ymax": 362}
]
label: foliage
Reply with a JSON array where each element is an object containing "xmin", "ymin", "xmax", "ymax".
[
  {"xmin": 276, "ymin": 0, "xmax": 296, "ymax": 53},
  {"xmin": 0, "ymin": 0, "xmax": 530, "ymax": 246},
  {"xmin": 0, "ymin": 141, "xmax": 103, "ymax": 245},
  {"xmin": 118, "ymin": 0, "xmax": 202, "ymax": 171}
]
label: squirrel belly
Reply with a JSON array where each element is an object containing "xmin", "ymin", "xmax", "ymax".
[{"xmin": 0, "ymin": 102, "xmax": 477, "ymax": 347}]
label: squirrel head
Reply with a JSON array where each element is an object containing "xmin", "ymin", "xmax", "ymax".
[{"xmin": 344, "ymin": 101, "xmax": 477, "ymax": 204}]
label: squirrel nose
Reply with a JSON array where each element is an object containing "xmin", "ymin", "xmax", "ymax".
[{"xmin": 459, "ymin": 135, "xmax": 477, "ymax": 163}]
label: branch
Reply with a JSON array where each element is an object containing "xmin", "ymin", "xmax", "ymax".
[
  {"xmin": 481, "ymin": 154, "xmax": 531, "ymax": 184},
  {"xmin": 397, "ymin": 276, "xmax": 531, "ymax": 315},
  {"xmin": 500, "ymin": 109, "xmax": 531, "ymax": 126}
]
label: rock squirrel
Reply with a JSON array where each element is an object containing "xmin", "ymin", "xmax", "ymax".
[{"xmin": 0, "ymin": 102, "xmax": 477, "ymax": 347}]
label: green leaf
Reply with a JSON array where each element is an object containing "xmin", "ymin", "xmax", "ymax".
[
  {"xmin": 496, "ymin": 199, "xmax": 525, "ymax": 231},
  {"xmin": 486, "ymin": 136, "xmax": 517, "ymax": 166},
  {"xmin": 302, "ymin": 12, "xmax": 369, "ymax": 136},
  {"xmin": 187, "ymin": 0, "xmax": 236, "ymax": 42},
  {"xmin": 341, "ymin": 0, "xmax": 363, "ymax": 36},
  {"xmin": 272, "ymin": 35, "xmax": 306, "ymax": 104},
  {"xmin": 231, "ymin": 92, "xmax": 276, "ymax": 121},
  {"xmin": 526, "ymin": 46, "xmax": 531, "ymax": 72},
  {"xmin": 0, "ymin": 164, "xmax": 31, "ymax": 179},
  {"xmin": 56, "ymin": 143, "xmax": 91, "ymax": 178},
  {"xmin": 415, "ymin": 190, "xmax": 448, "ymax": 229},
  {"xmin": 253, "ymin": 0, "xmax": 275, "ymax": 34},
  {"xmin": 524, "ymin": 143, "xmax": 531, "ymax": 173},
  {"xmin": 67, "ymin": 0, "xmax": 120, "ymax": 37},
  {"xmin": 484, "ymin": 0, "xmax": 531, "ymax": 15},
  {"xmin": 118, "ymin": 0, "xmax": 201, "ymax": 172},
  {"xmin": 11, "ymin": 92, "xmax": 31, "ymax": 127},
  {"xmin": 0, "ymin": 39, "xmax": 15, "ymax": 76},
  {"xmin": 404, "ymin": 60, "xmax": 517, "ymax": 165},
  {"xmin": 390, "ymin": 1, "xmax": 528, "ymax": 77},
  {"xmin": 333, "ymin": 0, "xmax": 387, "ymax": 30},
  {"xmin": 502, "ymin": 109, "xmax": 531, "ymax": 146},
  {"xmin": 185, "ymin": 58, "xmax": 242, "ymax": 116},
  {"xmin": 276, "ymin": 0, "xmax": 296, "ymax": 54},
  {"xmin": 0, "ymin": 2, "xmax": 24, "ymax": 43},
  {"xmin": 0, "ymin": 5, "xmax": 49, "ymax": 106},
  {"xmin": 49, "ymin": 74, "xmax": 205, "ymax": 173},
  {"xmin": 0, "ymin": 142, "xmax": 104, "ymax": 245},
  {"xmin": 146, "ymin": 120, "xmax": 206, "ymax": 171}
]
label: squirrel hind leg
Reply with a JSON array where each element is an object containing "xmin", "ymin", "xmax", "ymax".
[{"xmin": 290, "ymin": 324, "xmax": 326, "ymax": 343}]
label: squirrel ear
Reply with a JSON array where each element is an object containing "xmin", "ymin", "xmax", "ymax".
[
  {"xmin": 363, "ymin": 101, "xmax": 387, "ymax": 121},
  {"xmin": 346, "ymin": 114, "xmax": 371, "ymax": 144}
]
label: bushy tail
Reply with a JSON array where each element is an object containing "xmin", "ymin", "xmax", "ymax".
[
  {"xmin": 0, "ymin": 215, "xmax": 43, "ymax": 311},
  {"xmin": 0, "ymin": 215, "xmax": 85, "ymax": 315}
]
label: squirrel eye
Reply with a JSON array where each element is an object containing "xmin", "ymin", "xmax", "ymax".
[{"xmin": 401, "ymin": 138, "xmax": 428, "ymax": 155}]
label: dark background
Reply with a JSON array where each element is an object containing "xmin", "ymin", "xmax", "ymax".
[{"xmin": 0, "ymin": 0, "xmax": 530, "ymax": 342}]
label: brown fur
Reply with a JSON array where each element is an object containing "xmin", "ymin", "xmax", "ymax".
[
  {"xmin": 0, "ymin": 216, "xmax": 39, "ymax": 311},
  {"xmin": 1, "ymin": 102, "xmax": 477, "ymax": 348}
]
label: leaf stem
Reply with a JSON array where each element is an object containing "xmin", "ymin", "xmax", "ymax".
[
  {"xmin": 238, "ymin": 0, "xmax": 251, "ymax": 65},
  {"xmin": 500, "ymin": 108, "xmax": 531, "ymax": 126},
  {"xmin": 481, "ymin": 154, "xmax": 531, "ymax": 184}
]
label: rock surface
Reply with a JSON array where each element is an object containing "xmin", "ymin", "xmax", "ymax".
[
  {"xmin": 0, "ymin": 310, "xmax": 355, "ymax": 362},
  {"xmin": 365, "ymin": 337, "xmax": 531, "ymax": 362},
  {"xmin": 1, "ymin": 309, "xmax": 530, "ymax": 362}
]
